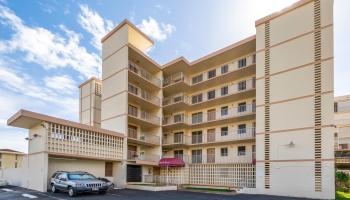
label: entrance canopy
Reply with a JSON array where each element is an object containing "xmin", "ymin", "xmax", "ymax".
[{"xmin": 159, "ymin": 158, "xmax": 185, "ymax": 167}]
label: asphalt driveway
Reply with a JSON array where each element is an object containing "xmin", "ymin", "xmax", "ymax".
[{"xmin": 0, "ymin": 185, "xmax": 311, "ymax": 200}]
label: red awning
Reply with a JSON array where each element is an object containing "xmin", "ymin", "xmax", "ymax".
[{"xmin": 159, "ymin": 158, "xmax": 185, "ymax": 167}]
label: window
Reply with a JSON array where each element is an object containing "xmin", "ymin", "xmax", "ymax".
[
  {"xmin": 221, "ymin": 127, "xmax": 228, "ymax": 136},
  {"xmin": 173, "ymin": 95, "xmax": 183, "ymax": 103},
  {"xmin": 192, "ymin": 74, "xmax": 203, "ymax": 84},
  {"xmin": 238, "ymin": 102, "xmax": 246, "ymax": 112},
  {"xmin": 0, "ymin": 161, "xmax": 2, "ymax": 168},
  {"xmin": 128, "ymin": 84, "xmax": 138, "ymax": 95},
  {"xmin": 208, "ymin": 69, "xmax": 216, "ymax": 79},
  {"xmin": 129, "ymin": 63, "xmax": 138, "ymax": 73},
  {"xmin": 174, "ymin": 114, "xmax": 184, "ymax": 123},
  {"xmin": 192, "ymin": 131, "xmax": 203, "ymax": 144},
  {"xmin": 192, "ymin": 112, "xmax": 203, "ymax": 124},
  {"xmin": 207, "ymin": 90, "xmax": 215, "ymax": 100},
  {"xmin": 207, "ymin": 148, "xmax": 215, "ymax": 163},
  {"xmin": 192, "ymin": 149, "xmax": 202, "ymax": 163},
  {"xmin": 192, "ymin": 94, "xmax": 203, "ymax": 104},
  {"xmin": 238, "ymin": 58, "xmax": 246, "ymax": 68},
  {"xmin": 252, "ymin": 54, "xmax": 256, "ymax": 64},
  {"xmin": 207, "ymin": 109, "xmax": 216, "ymax": 121},
  {"xmin": 334, "ymin": 102, "xmax": 338, "ymax": 112},
  {"xmin": 238, "ymin": 146, "xmax": 246, "ymax": 156},
  {"xmin": 128, "ymin": 105, "xmax": 138, "ymax": 117},
  {"xmin": 221, "ymin": 148, "xmax": 228, "ymax": 156},
  {"xmin": 174, "ymin": 132, "xmax": 184, "ymax": 143},
  {"xmin": 174, "ymin": 150, "xmax": 184, "ymax": 159},
  {"xmin": 221, "ymin": 86, "xmax": 228, "ymax": 96},
  {"xmin": 238, "ymin": 124, "xmax": 246, "ymax": 134},
  {"xmin": 221, "ymin": 64, "xmax": 228, "ymax": 74},
  {"xmin": 128, "ymin": 125, "xmax": 138, "ymax": 139},
  {"xmin": 238, "ymin": 80, "xmax": 246, "ymax": 91},
  {"xmin": 105, "ymin": 162, "xmax": 113, "ymax": 176},
  {"xmin": 221, "ymin": 106, "xmax": 228, "ymax": 116}
]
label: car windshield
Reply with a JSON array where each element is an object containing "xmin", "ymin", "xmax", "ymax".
[{"xmin": 67, "ymin": 173, "xmax": 96, "ymax": 180}]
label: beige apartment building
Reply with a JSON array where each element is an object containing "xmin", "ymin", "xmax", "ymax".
[
  {"xmin": 6, "ymin": 0, "xmax": 335, "ymax": 199},
  {"xmin": 0, "ymin": 149, "xmax": 24, "ymax": 169}
]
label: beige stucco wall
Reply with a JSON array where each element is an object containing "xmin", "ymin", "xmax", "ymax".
[
  {"xmin": 255, "ymin": 0, "xmax": 334, "ymax": 199},
  {"xmin": 0, "ymin": 153, "xmax": 23, "ymax": 169}
]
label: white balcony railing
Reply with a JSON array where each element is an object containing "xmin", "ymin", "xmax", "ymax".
[
  {"xmin": 162, "ymin": 134, "xmax": 191, "ymax": 146},
  {"xmin": 127, "ymin": 150, "xmax": 160, "ymax": 162},
  {"xmin": 128, "ymin": 128, "xmax": 160, "ymax": 145},
  {"xmin": 163, "ymin": 72, "xmax": 190, "ymax": 87},
  {"xmin": 191, "ymin": 151, "xmax": 255, "ymax": 164},
  {"xmin": 128, "ymin": 84, "xmax": 161, "ymax": 106},
  {"xmin": 162, "ymin": 78, "xmax": 255, "ymax": 107},
  {"xmin": 128, "ymin": 107, "xmax": 160, "ymax": 125},
  {"xmin": 128, "ymin": 61, "xmax": 161, "ymax": 87},
  {"xmin": 163, "ymin": 114, "xmax": 188, "ymax": 126}
]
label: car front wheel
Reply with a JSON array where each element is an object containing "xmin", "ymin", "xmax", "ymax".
[
  {"xmin": 99, "ymin": 190, "xmax": 106, "ymax": 195},
  {"xmin": 68, "ymin": 187, "xmax": 76, "ymax": 197},
  {"xmin": 51, "ymin": 185, "xmax": 58, "ymax": 193}
]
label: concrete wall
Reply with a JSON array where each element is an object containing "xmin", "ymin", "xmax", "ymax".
[
  {"xmin": 255, "ymin": 0, "xmax": 334, "ymax": 199},
  {"xmin": 79, "ymin": 79, "xmax": 102, "ymax": 127},
  {"xmin": 0, "ymin": 153, "xmax": 23, "ymax": 169}
]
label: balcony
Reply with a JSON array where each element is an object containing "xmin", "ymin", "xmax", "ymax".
[
  {"xmin": 190, "ymin": 152, "xmax": 255, "ymax": 164},
  {"xmin": 162, "ymin": 134, "xmax": 191, "ymax": 148},
  {"xmin": 190, "ymin": 104, "xmax": 256, "ymax": 128},
  {"xmin": 162, "ymin": 114, "xmax": 189, "ymax": 129},
  {"xmin": 189, "ymin": 128, "xmax": 256, "ymax": 147},
  {"xmin": 163, "ymin": 72, "xmax": 190, "ymax": 96},
  {"xmin": 127, "ymin": 128, "xmax": 160, "ymax": 146},
  {"xmin": 128, "ymin": 61, "xmax": 161, "ymax": 91},
  {"xmin": 128, "ymin": 84, "xmax": 161, "ymax": 109},
  {"xmin": 162, "ymin": 93, "xmax": 190, "ymax": 113},
  {"xmin": 128, "ymin": 107, "xmax": 161, "ymax": 128},
  {"xmin": 127, "ymin": 150, "xmax": 160, "ymax": 166}
]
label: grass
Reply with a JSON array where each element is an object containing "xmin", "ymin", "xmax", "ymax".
[{"xmin": 336, "ymin": 191, "xmax": 350, "ymax": 200}]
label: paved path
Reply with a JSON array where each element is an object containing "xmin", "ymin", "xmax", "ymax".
[{"xmin": 0, "ymin": 186, "xmax": 311, "ymax": 200}]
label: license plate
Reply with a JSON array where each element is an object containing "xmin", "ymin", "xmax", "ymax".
[{"xmin": 92, "ymin": 187, "xmax": 98, "ymax": 191}]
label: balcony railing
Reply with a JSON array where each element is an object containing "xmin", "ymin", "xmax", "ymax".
[
  {"xmin": 191, "ymin": 128, "xmax": 256, "ymax": 145},
  {"xmin": 127, "ymin": 150, "xmax": 159, "ymax": 162},
  {"xmin": 163, "ymin": 72, "xmax": 190, "ymax": 87},
  {"xmin": 128, "ymin": 84, "xmax": 161, "ymax": 106},
  {"xmin": 127, "ymin": 128, "xmax": 160, "ymax": 145},
  {"xmin": 190, "ymin": 104, "xmax": 256, "ymax": 125},
  {"xmin": 190, "ymin": 151, "xmax": 255, "ymax": 164},
  {"xmin": 163, "ymin": 114, "xmax": 188, "ymax": 126},
  {"xmin": 128, "ymin": 107, "xmax": 160, "ymax": 125},
  {"xmin": 162, "ymin": 134, "xmax": 191, "ymax": 146},
  {"xmin": 162, "ymin": 93, "xmax": 190, "ymax": 107},
  {"xmin": 129, "ymin": 61, "xmax": 161, "ymax": 87}
]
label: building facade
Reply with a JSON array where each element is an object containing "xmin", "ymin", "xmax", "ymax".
[
  {"xmin": 0, "ymin": 149, "xmax": 24, "ymax": 169},
  {"xmin": 7, "ymin": 0, "xmax": 335, "ymax": 199}
]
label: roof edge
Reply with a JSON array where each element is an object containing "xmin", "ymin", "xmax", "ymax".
[
  {"xmin": 255, "ymin": 0, "xmax": 313, "ymax": 26},
  {"xmin": 79, "ymin": 77, "xmax": 101, "ymax": 88},
  {"xmin": 101, "ymin": 19, "xmax": 154, "ymax": 45}
]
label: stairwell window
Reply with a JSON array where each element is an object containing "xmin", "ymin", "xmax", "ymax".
[
  {"xmin": 207, "ymin": 90, "xmax": 216, "ymax": 100},
  {"xmin": 208, "ymin": 69, "xmax": 216, "ymax": 79},
  {"xmin": 221, "ymin": 127, "xmax": 228, "ymax": 136},
  {"xmin": 221, "ymin": 86, "xmax": 228, "ymax": 96},
  {"xmin": 221, "ymin": 148, "xmax": 228, "ymax": 157},
  {"xmin": 221, "ymin": 64, "xmax": 228, "ymax": 74},
  {"xmin": 238, "ymin": 58, "xmax": 247, "ymax": 68},
  {"xmin": 238, "ymin": 146, "xmax": 246, "ymax": 156},
  {"xmin": 221, "ymin": 106, "xmax": 228, "ymax": 116},
  {"xmin": 192, "ymin": 74, "xmax": 203, "ymax": 84}
]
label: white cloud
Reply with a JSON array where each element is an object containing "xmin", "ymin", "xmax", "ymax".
[
  {"xmin": 44, "ymin": 75, "xmax": 77, "ymax": 94},
  {"xmin": 78, "ymin": 4, "xmax": 114, "ymax": 50},
  {"xmin": 137, "ymin": 17, "xmax": 175, "ymax": 41},
  {"xmin": 0, "ymin": 4, "xmax": 101, "ymax": 78}
]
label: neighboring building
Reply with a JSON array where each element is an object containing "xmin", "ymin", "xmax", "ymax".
[
  {"xmin": 0, "ymin": 149, "xmax": 24, "ymax": 169},
  {"xmin": 334, "ymin": 95, "xmax": 350, "ymax": 168},
  {"xmin": 7, "ymin": 0, "xmax": 335, "ymax": 199}
]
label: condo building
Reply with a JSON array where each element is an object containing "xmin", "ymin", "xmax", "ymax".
[{"xmin": 5, "ymin": 0, "xmax": 335, "ymax": 199}]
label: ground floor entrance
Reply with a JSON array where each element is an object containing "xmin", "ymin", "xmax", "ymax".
[{"xmin": 127, "ymin": 165, "xmax": 142, "ymax": 182}]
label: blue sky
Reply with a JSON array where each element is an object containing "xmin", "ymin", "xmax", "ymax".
[{"xmin": 0, "ymin": 0, "xmax": 349, "ymax": 152}]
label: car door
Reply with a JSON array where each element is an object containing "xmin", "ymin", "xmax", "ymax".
[{"xmin": 56, "ymin": 173, "xmax": 68, "ymax": 190}]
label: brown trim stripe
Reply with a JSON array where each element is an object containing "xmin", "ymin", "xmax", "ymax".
[{"xmin": 256, "ymin": 124, "xmax": 335, "ymax": 135}]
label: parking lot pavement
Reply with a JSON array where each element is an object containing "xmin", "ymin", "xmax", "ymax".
[{"xmin": 0, "ymin": 186, "xmax": 310, "ymax": 200}]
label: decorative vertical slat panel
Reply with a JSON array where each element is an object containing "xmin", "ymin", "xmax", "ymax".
[
  {"xmin": 314, "ymin": 0, "xmax": 322, "ymax": 192},
  {"xmin": 264, "ymin": 21, "xmax": 271, "ymax": 189}
]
